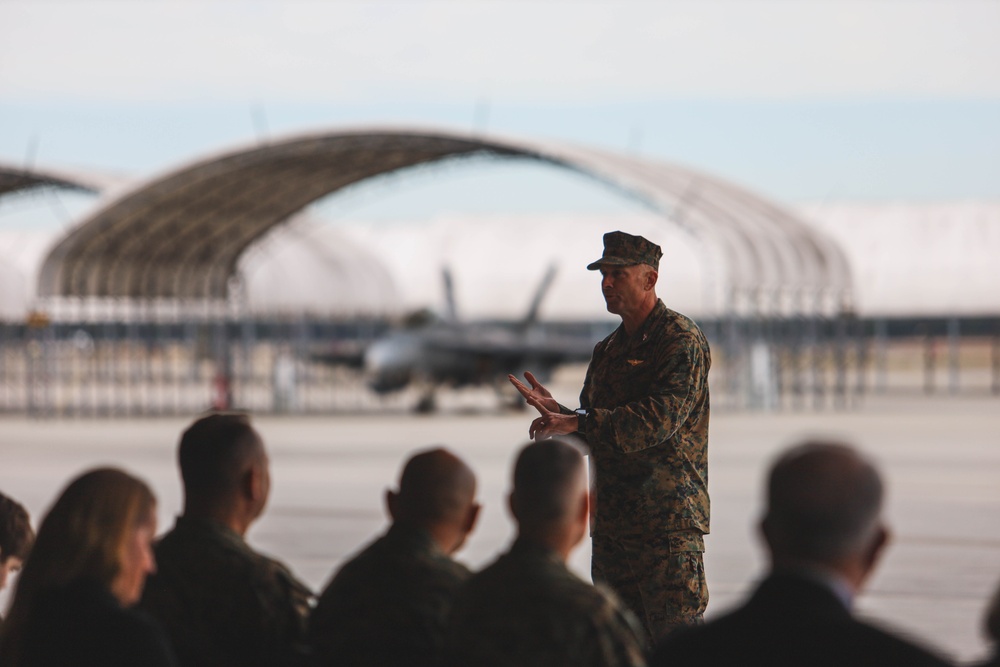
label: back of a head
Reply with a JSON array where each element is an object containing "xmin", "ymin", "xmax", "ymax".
[
  {"xmin": 0, "ymin": 492, "xmax": 34, "ymax": 564},
  {"xmin": 0, "ymin": 468, "xmax": 155, "ymax": 664},
  {"xmin": 178, "ymin": 412, "xmax": 263, "ymax": 504},
  {"xmin": 985, "ymin": 581, "xmax": 1000, "ymax": 648},
  {"xmin": 764, "ymin": 441, "xmax": 884, "ymax": 566},
  {"xmin": 511, "ymin": 439, "xmax": 586, "ymax": 529},
  {"xmin": 394, "ymin": 447, "xmax": 476, "ymax": 527}
]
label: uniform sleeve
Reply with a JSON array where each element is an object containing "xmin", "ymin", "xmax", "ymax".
[
  {"xmin": 583, "ymin": 334, "xmax": 707, "ymax": 455},
  {"xmin": 577, "ymin": 339, "xmax": 603, "ymax": 413}
]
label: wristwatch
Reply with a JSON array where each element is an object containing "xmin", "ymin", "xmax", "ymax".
[{"xmin": 574, "ymin": 408, "xmax": 588, "ymax": 433}]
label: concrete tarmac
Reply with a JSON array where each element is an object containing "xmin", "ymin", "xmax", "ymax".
[{"xmin": 1, "ymin": 392, "xmax": 998, "ymax": 662}]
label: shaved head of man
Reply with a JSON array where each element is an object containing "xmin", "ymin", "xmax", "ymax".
[{"xmin": 388, "ymin": 448, "xmax": 479, "ymax": 555}]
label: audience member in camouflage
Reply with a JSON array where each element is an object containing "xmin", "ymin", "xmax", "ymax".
[
  {"xmin": 447, "ymin": 439, "xmax": 646, "ymax": 667},
  {"xmin": 510, "ymin": 231, "xmax": 711, "ymax": 645},
  {"xmin": 308, "ymin": 448, "xmax": 480, "ymax": 667},
  {"xmin": 140, "ymin": 414, "xmax": 312, "ymax": 667}
]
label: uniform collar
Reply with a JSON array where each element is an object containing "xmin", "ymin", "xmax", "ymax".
[
  {"xmin": 173, "ymin": 515, "xmax": 247, "ymax": 549},
  {"xmin": 385, "ymin": 522, "xmax": 444, "ymax": 556},
  {"xmin": 610, "ymin": 299, "xmax": 666, "ymax": 349},
  {"xmin": 773, "ymin": 565, "xmax": 856, "ymax": 611}
]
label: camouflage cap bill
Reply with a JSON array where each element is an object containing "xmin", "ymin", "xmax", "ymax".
[{"xmin": 586, "ymin": 231, "xmax": 663, "ymax": 271}]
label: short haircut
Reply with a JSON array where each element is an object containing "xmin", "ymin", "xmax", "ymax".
[
  {"xmin": 765, "ymin": 441, "xmax": 883, "ymax": 563},
  {"xmin": 396, "ymin": 448, "xmax": 476, "ymax": 524},
  {"xmin": 0, "ymin": 492, "xmax": 34, "ymax": 562},
  {"xmin": 512, "ymin": 439, "xmax": 585, "ymax": 525},
  {"xmin": 178, "ymin": 413, "xmax": 263, "ymax": 500}
]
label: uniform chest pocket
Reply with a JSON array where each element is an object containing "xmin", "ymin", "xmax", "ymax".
[{"xmin": 616, "ymin": 357, "xmax": 657, "ymax": 393}]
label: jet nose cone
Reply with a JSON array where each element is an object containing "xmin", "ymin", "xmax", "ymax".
[{"xmin": 364, "ymin": 335, "xmax": 417, "ymax": 394}]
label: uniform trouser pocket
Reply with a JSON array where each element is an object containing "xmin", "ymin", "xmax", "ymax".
[{"xmin": 592, "ymin": 531, "xmax": 708, "ymax": 647}]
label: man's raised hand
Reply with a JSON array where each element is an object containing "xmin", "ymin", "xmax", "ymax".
[{"xmin": 507, "ymin": 371, "xmax": 560, "ymax": 414}]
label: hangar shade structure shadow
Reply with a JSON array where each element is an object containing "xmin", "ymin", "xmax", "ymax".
[{"xmin": 36, "ymin": 127, "xmax": 852, "ymax": 319}]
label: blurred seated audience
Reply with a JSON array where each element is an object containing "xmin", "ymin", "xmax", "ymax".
[
  {"xmin": 446, "ymin": 438, "xmax": 646, "ymax": 667},
  {"xmin": 308, "ymin": 447, "xmax": 480, "ymax": 667},
  {"xmin": 650, "ymin": 441, "xmax": 952, "ymax": 667},
  {"xmin": 0, "ymin": 468, "xmax": 176, "ymax": 666},
  {"xmin": 140, "ymin": 413, "xmax": 312, "ymax": 667}
]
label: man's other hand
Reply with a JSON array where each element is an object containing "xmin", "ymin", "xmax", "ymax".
[{"xmin": 525, "ymin": 399, "xmax": 578, "ymax": 440}]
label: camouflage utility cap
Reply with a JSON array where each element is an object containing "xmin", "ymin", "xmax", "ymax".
[{"xmin": 587, "ymin": 231, "xmax": 663, "ymax": 271}]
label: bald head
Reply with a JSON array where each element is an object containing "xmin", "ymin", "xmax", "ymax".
[
  {"xmin": 510, "ymin": 439, "xmax": 587, "ymax": 530},
  {"xmin": 391, "ymin": 448, "xmax": 477, "ymax": 526},
  {"xmin": 763, "ymin": 441, "xmax": 884, "ymax": 567},
  {"xmin": 179, "ymin": 413, "xmax": 266, "ymax": 505}
]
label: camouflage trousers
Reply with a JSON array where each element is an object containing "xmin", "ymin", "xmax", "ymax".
[{"xmin": 592, "ymin": 530, "xmax": 708, "ymax": 648}]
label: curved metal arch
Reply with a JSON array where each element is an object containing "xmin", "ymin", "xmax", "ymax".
[
  {"xmin": 37, "ymin": 126, "xmax": 852, "ymax": 316},
  {"xmin": 0, "ymin": 162, "xmax": 118, "ymax": 198}
]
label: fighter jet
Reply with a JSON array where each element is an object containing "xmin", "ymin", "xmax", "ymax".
[{"xmin": 356, "ymin": 265, "xmax": 597, "ymax": 412}]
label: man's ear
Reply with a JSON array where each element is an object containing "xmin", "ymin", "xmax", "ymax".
[
  {"xmin": 507, "ymin": 492, "xmax": 519, "ymax": 523},
  {"xmin": 863, "ymin": 524, "xmax": 891, "ymax": 574},
  {"xmin": 463, "ymin": 502, "xmax": 481, "ymax": 536},
  {"xmin": 759, "ymin": 516, "xmax": 777, "ymax": 553},
  {"xmin": 243, "ymin": 465, "xmax": 262, "ymax": 502},
  {"xmin": 386, "ymin": 489, "xmax": 399, "ymax": 521},
  {"xmin": 645, "ymin": 268, "xmax": 658, "ymax": 290}
]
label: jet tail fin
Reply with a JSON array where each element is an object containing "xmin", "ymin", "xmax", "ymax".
[
  {"xmin": 442, "ymin": 266, "xmax": 459, "ymax": 322},
  {"xmin": 519, "ymin": 264, "xmax": 557, "ymax": 330}
]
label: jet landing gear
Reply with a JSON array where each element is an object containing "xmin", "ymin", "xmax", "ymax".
[{"xmin": 414, "ymin": 390, "xmax": 437, "ymax": 414}]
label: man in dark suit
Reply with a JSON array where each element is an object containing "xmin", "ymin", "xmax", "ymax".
[{"xmin": 651, "ymin": 441, "xmax": 953, "ymax": 667}]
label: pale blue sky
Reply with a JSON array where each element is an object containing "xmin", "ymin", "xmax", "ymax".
[{"xmin": 1, "ymin": 0, "xmax": 998, "ymax": 226}]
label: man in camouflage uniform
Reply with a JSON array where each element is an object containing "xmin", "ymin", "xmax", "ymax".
[
  {"xmin": 140, "ymin": 413, "xmax": 313, "ymax": 667},
  {"xmin": 510, "ymin": 230, "xmax": 711, "ymax": 645},
  {"xmin": 446, "ymin": 439, "xmax": 646, "ymax": 667},
  {"xmin": 308, "ymin": 447, "xmax": 480, "ymax": 667}
]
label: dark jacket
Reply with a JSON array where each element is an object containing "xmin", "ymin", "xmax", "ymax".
[
  {"xmin": 140, "ymin": 516, "xmax": 312, "ymax": 667},
  {"xmin": 309, "ymin": 523, "xmax": 470, "ymax": 667},
  {"xmin": 650, "ymin": 572, "xmax": 953, "ymax": 667},
  {"xmin": 11, "ymin": 578, "xmax": 177, "ymax": 667},
  {"xmin": 446, "ymin": 538, "xmax": 646, "ymax": 667}
]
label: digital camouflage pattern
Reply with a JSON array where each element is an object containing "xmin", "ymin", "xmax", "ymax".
[
  {"xmin": 139, "ymin": 516, "xmax": 313, "ymax": 667},
  {"xmin": 592, "ymin": 531, "xmax": 708, "ymax": 646},
  {"xmin": 446, "ymin": 539, "xmax": 647, "ymax": 667},
  {"xmin": 577, "ymin": 299, "xmax": 710, "ymax": 538},
  {"xmin": 572, "ymin": 299, "xmax": 710, "ymax": 643},
  {"xmin": 586, "ymin": 231, "xmax": 664, "ymax": 271},
  {"xmin": 308, "ymin": 523, "xmax": 471, "ymax": 667}
]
